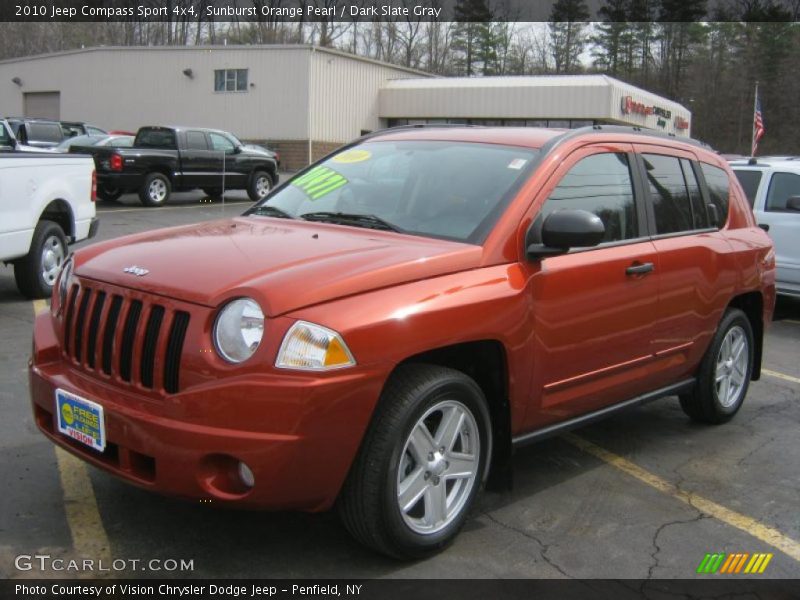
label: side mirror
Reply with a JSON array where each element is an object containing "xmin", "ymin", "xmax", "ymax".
[
  {"xmin": 786, "ymin": 196, "xmax": 800, "ymax": 211},
  {"xmin": 527, "ymin": 209, "xmax": 605, "ymax": 259}
]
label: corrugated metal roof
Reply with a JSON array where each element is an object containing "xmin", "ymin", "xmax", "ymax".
[
  {"xmin": 383, "ymin": 74, "xmax": 688, "ymax": 112},
  {"xmin": 0, "ymin": 44, "xmax": 434, "ymax": 77}
]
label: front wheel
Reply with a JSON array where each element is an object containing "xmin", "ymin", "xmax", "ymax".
[
  {"xmin": 680, "ymin": 308, "xmax": 754, "ymax": 424},
  {"xmin": 247, "ymin": 171, "xmax": 273, "ymax": 202},
  {"xmin": 338, "ymin": 364, "xmax": 491, "ymax": 559},
  {"xmin": 139, "ymin": 172, "xmax": 171, "ymax": 207}
]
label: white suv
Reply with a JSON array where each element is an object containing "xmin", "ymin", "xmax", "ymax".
[{"xmin": 731, "ymin": 158, "xmax": 800, "ymax": 298}]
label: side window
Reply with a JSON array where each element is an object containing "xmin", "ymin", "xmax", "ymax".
[
  {"xmin": 700, "ymin": 163, "xmax": 730, "ymax": 226},
  {"xmin": 209, "ymin": 133, "xmax": 235, "ymax": 153},
  {"xmin": 732, "ymin": 170, "xmax": 763, "ymax": 208},
  {"xmin": 642, "ymin": 154, "xmax": 693, "ymax": 234},
  {"xmin": 186, "ymin": 131, "xmax": 208, "ymax": 150},
  {"xmin": 0, "ymin": 124, "xmax": 12, "ymax": 146},
  {"xmin": 765, "ymin": 172, "xmax": 800, "ymax": 212},
  {"xmin": 681, "ymin": 159, "xmax": 708, "ymax": 229},
  {"xmin": 539, "ymin": 152, "xmax": 638, "ymax": 243}
]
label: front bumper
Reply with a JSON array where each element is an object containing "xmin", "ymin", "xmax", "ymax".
[{"xmin": 30, "ymin": 311, "xmax": 388, "ymax": 511}]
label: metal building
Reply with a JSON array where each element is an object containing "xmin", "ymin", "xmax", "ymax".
[{"xmin": 0, "ymin": 45, "xmax": 691, "ymax": 169}]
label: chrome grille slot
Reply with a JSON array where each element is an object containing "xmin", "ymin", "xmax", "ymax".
[
  {"xmin": 140, "ymin": 305, "xmax": 165, "ymax": 389},
  {"xmin": 86, "ymin": 291, "xmax": 106, "ymax": 369},
  {"xmin": 119, "ymin": 300, "xmax": 143, "ymax": 382},
  {"xmin": 102, "ymin": 295, "xmax": 123, "ymax": 375},
  {"xmin": 164, "ymin": 312, "xmax": 190, "ymax": 394},
  {"xmin": 73, "ymin": 288, "xmax": 92, "ymax": 362}
]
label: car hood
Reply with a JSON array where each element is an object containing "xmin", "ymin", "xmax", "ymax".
[{"xmin": 76, "ymin": 217, "xmax": 482, "ymax": 315}]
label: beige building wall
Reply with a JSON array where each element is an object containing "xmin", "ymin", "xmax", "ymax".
[
  {"xmin": 308, "ymin": 47, "xmax": 429, "ymax": 146},
  {"xmin": 0, "ymin": 46, "xmax": 312, "ymax": 140}
]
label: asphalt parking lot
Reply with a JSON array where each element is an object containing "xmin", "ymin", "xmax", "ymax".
[{"xmin": 1, "ymin": 190, "xmax": 799, "ymax": 580}]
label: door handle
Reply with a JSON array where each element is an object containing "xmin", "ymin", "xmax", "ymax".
[{"xmin": 626, "ymin": 262, "xmax": 654, "ymax": 276}]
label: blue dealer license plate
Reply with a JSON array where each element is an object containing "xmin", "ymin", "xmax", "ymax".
[{"xmin": 55, "ymin": 389, "xmax": 106, "ymax": 452}]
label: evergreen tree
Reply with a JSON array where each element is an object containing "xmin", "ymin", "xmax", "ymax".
[
  {"xmin": 549, "ymin": 0, "xmax": 590, "ymax": 74},
  {"xmin": 451, "ymin": 0, "xmax": 493, "ymax": 76}
]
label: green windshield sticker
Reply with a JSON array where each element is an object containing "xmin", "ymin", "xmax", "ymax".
[{"xmin": 292, "ymin": 166, "xmax": 348, "ymax": 200}]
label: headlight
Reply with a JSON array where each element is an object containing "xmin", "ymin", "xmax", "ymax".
[
  {"xmin": 213, "ymin": 298, "xmax": 264, "ymax": 363},
  {"xmin": 276, "ymin": 321, "xmax": 355, "ymax": 371},
  {"xmin": 57, "ymin": 257, "xmax": 73, "ymax": 307}
]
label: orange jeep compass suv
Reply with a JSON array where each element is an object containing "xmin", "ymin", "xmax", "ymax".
[{"xmin": 29, "ymin": 126, "xmax": 775, "ymax": 558}]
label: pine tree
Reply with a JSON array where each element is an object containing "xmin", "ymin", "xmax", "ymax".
[
  {"xmin": 549, "ymin": 0, "xmax": 590, "ymax": 74},
  {"xmin": 451, "ymin": 0, "xmax": 493, "ymax": 76}
]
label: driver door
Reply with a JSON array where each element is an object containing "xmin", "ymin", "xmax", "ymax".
[{"xmin": 522, "ymin": 145, "xmax": 661, "ymax": 430}]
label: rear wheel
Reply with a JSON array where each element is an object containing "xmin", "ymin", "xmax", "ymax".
[
  {"xmin": 247, "ymin": 171, "xmax": 272, "ymax": 202},
  {"xmin": 139, "ymin": 172, "xmax": 171, "ymax": 207},
  {"xmin": 338, "ymin": 364, "xmax": 491, "ymax": 559},
  {"xmin": 680, "ymin": 308, "xmax": 754, "ymax": 424},
  {"xmin": 14, "ymin": 220, "xmax": 67, "ymax": 299},
  {"xmin": 97, "ymin": 184, "xmax": 123, "ymax": 202}
]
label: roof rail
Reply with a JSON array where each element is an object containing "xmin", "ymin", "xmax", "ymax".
[
  {"xmin": 355, "ymin": 123, "xmax": 484, "ymax": 143},
  {"xmin": 559, "ymin": 124, "xmax": 710, "ymax": 149}
]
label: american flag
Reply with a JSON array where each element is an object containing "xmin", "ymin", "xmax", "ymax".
[{"xmin": 752, "ymin": 90, "xmax": 765, "ymax": 156}]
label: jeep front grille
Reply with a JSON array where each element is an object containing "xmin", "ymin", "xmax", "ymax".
[{"xmin": 62, "ymin": 282, "xmax": 190, "ymax": 394}]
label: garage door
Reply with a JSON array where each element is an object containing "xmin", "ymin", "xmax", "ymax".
[{"xmin": 23, "ymin": 92, "xmax": 61, "ymax": 120}]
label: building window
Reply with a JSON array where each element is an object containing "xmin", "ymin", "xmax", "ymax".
[{"xmin": 214, "ymin": 69, "xmax": 248, "ymax": 92}]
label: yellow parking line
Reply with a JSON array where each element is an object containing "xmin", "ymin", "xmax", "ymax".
[
  {"xmin": 784, "ymin": 319, "xmax": 800, "ymax": 325},
  {"xmin": 54, "ymin": 448, "xmax": 112, "ymax": 562},
  {"xmin": 763, "ymin": 369, "xmax": 800, "ymax": 385},
  {"xmin": 32, "ymin": 301, "xmax": 112, "ymax": 564},
  {"xmin": 563, "ymin": 433, "xmax": 800, "ymax": 563}
]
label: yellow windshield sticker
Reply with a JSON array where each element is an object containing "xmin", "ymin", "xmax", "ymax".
[
  {"xmin": 332, "ymin": 149, "xmax": 372, "ymax": 164},
  {"xmin": 292, "ymin": 166, "xmax": 348, "ymax": 200}
]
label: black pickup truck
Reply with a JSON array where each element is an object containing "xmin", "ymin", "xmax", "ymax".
[{"xmin": 89, "ymin": 126, "xmax": 279, "ymax": 206}]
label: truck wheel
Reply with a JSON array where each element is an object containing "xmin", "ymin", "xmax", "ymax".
[
  {"xmin": 338, "ymin": 364, "xmax": 491, "ymax": 559},
  {"xmin": 247, "ymin": 171, "xmax": 272, "ymax": 202},
  {"xmin": 679, "ymin": 308, "xmax": 754, "ymax": 424},
  {"xmin": 98, "ymin": 185, "xmax": 123, "ymax": 202},
  {"xmin": 14, "ymin": 220, "xmax": 68, "ymax": 299},
  {"xmin": 139, "ymin": 173, "xmax": 171, "ymax": 207}
]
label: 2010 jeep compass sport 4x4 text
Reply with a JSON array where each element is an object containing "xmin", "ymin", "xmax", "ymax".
[{"xmin": 30, "ymin": 126, "xmax": 775, "ymax": 558}]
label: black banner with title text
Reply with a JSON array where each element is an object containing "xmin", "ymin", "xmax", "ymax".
[{"xmin": 1, "ymin": 0, "xmax": 799, "ymax": 23}]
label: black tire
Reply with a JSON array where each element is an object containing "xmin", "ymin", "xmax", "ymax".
[
  {"xmin": 139, "ymin": 172, "xmax": 171, "ymax": 207},
  {"xmin": 203, "ymin": 188, "xmax": 222, "ymax": 200},
  {"xmin": 679, "ymin": 308, "xmax": 754, "ymax": 424},
  {"xmin": 14, "ymin": 220, "xmax": 68, "ymax": 299},
  {"xmin": 97, "ymin": 184, "xmax": 123, "ymax": 202},
  {"xmin": 338, "ymin": 364, "xmax": 492, "ymax": 559},
  {"xmin": 247, "ymin": 170, "xmax": 273, "ymax": 202}
]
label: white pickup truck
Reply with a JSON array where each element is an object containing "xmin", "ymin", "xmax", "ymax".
[{"xmin": 0, "ymin": 153, "xmax": 98, "ymax": 298}]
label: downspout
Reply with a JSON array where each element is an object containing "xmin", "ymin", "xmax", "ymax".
[{"xmin": 308, "ymin": 46, "xmax": 314, "ymax": 166}]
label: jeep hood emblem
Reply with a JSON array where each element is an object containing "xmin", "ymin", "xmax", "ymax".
[{"xmin": 123, "ymin": 265, "xmax": 149, "ymax": 276}]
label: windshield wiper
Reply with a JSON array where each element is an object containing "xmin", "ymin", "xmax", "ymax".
[
  {"xmin": 250, "ymin": 205, "xmax": 295, "ymax": 219},
  {"xmin": 300, "ymin": 212, "xmax": 404, "ymax": 233}
]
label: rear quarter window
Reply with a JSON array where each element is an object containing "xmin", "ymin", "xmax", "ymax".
[
  {"xmin": 700, "ymin": 163, "xmax": 730, "ymax": 227},
  {"xmin": 135, "ymin": 129, "xmax": 177, "ymax": 149},
  {"xmin": 29, "ymin": 123, "xmax": 63, "ymax": 143},
  {"xmin": 732, "ymin": 170, "xmax": 763, "ymax": 208}
]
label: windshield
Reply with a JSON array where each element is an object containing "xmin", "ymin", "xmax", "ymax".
[{"xmin": 249, "ymin": 140, "xmax": 538, "ymax": 243}]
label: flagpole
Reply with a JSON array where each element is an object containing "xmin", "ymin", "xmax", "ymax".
[{"xmin": 751, "ymin": 81, "xmax": 759, "ymax": 157}]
